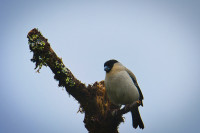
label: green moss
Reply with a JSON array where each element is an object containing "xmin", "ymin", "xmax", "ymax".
[
  {"xmin": 55, "ymin": 61, "xmax": 75, "ymax": 87},
  {"xmin": 66, "ymin": 77, "xmax": 75, "ymax": 87},
  {"xmin": 28, "ymin": 32, "xmax": 48, "ymax": 71},
  {"xmin": 28, "ymin": 34, "xmax": 38, "ymax": 41}
]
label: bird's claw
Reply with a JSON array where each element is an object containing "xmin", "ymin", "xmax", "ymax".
[{"xmin": 136, "ymin": 100, "xmax": 142, "ymax": 106}]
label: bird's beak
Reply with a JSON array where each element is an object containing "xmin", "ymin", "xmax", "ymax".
[{"xmin": 104, "ymin": 66, "xmax": 110, "ymax": 72}]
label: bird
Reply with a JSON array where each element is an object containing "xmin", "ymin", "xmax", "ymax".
[{"xmin": 104, "ymin": 59, "xmax": 144, "ymax": 129}]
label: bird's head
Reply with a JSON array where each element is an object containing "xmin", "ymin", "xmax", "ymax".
[{"xmin": 104, "ymin": 59, "xmax": 118, "ymax": 73}]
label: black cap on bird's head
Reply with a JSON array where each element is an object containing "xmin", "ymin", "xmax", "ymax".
[{"xmin": 104, "ymin": 59, "xmax": 118, "ymax": 73}]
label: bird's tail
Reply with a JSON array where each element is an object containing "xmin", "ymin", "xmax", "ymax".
[{"xmin": 131, "ymin": 107, "xmax": 144, "ymax": 129}]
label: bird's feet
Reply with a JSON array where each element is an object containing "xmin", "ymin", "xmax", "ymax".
[
  {"xmin": 136, "ymin": 100, "xmax": 142, "ymax": 105},
  {"xmin": 136, "ymin": 100, "xmax": 143, "ymax": 106},
  {"xmin": 129, "ymin": 100, "xmax": 142, "ymax": 108}
]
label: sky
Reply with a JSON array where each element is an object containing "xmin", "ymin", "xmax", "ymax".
[{"xmin": 0, "ymin": 0, "xmax": 200, "ymax": 133}]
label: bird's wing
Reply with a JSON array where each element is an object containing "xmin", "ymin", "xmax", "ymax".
[{"xmin": 125, "ymin": 68, "xmax": 144, "ymax": 103}]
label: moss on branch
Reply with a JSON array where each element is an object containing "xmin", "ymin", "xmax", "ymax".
[{"xmin": 27, "ymin": 28, "xmax": 79, "ymax": 89}]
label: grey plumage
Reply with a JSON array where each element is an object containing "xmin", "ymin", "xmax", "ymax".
[{"xmin": 104, "ymin": 59, "xmax": 144, "ymax": 129}]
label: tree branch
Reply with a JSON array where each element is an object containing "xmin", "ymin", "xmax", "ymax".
[
  {"xmin": 27, "ymin": 28, "xmax": 88, "ymax": 102},
  {"xmin": 27, "ymin": 28, "xmax": 141, "ymax": 133},
  {"xmin": 113, "ymin": 101, "xmax": 141, "ymax": 117}
]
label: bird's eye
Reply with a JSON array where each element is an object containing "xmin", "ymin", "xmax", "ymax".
[{"xmin": 104, "ymin": 66, "xmax": 111, "ymax": 72}]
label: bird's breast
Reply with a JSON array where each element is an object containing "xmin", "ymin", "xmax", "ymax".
[{"xmin": 105, "ymin": 71, "xmax": 139, "ymax": 105}]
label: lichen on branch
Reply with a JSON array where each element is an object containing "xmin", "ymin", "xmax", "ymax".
[
  {"xmin": 27, "ymin": 30, "xmax": 48, "ymax": 71},
  {"xmin": 27, "ymin": 28, "xmax": 77, "ymax": 88}
]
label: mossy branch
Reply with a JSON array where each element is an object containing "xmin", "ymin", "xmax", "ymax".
[
  {"xmin": 27, "ymin": 28, "xmax": 140, "ymax": 133},
  {"xmin": 27, "ymin": 29, "xmax": 87, "ymax": 100}
]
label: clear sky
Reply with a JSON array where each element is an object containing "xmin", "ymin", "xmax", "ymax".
[{"xmin": 0, "ymin": 0, "xmax": 200, "ymax": 133}]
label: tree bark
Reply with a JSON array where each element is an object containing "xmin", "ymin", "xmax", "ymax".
[{"xmin": 27, "ymin": 28, "xmax": 140, "ymax": 133}]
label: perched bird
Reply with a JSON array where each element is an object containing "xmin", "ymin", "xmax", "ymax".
[{"xmin": 104, "ymin": 59, "xmax": 144, "ymax": 129}]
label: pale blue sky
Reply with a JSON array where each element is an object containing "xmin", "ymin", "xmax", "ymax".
[{"xmin": 0, "ymin": 0, "xmax": 200, "ymax": 133}]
